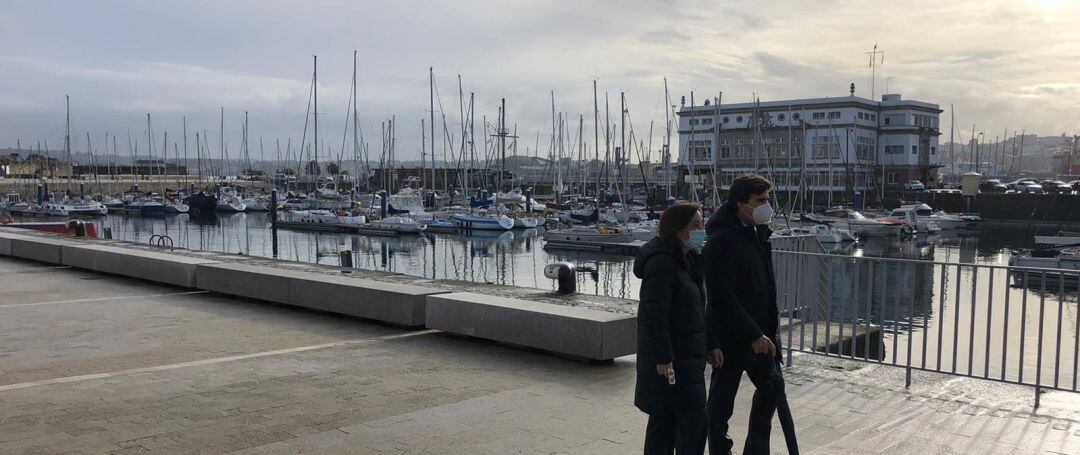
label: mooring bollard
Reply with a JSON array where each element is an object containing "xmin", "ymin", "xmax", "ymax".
[
  {"xmin": 339, "ymin": 250, "xmax": 353, "ymax": 268},
  {"xmin": 544, "ymin": 262, "xmax": 576, "ymax": 294},
  {"xmin": 103, "ymin": 227, "xmax": 113, "ymax": 239}
]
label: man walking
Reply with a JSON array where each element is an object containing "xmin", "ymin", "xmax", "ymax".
[{"xmin": 703, "ymin": 173, "xmax": 786, "ymax": 454}]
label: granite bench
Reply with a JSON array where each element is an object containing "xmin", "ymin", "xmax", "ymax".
[{"xmin": 425, "ymin": 292, "xmax": 636, "ymax": 361}]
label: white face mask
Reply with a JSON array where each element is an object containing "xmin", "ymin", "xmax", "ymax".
[{"xmin": 751, "ymin": 201, "xmax": 774, "ymax": 224}]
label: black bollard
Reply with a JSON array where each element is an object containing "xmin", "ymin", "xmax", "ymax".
[
  {"xmin": 103, "ymin": 227, "xmax": 113, "ymax": 240},
  {"xmin": 270, "ymin": 189, "xmax": 278, "ymax": 224},
  {"xmin": 544, "ymin": 262, "xmax": 577, "ymax": 294},
  {"xmin": 339, "ymin": 250, "xmax": 353, "ymax": 268}
]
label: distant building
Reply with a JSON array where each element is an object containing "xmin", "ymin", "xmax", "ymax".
[{"xmin": 677, "ymin": 91, "xmax": 942, "ymax": 203}]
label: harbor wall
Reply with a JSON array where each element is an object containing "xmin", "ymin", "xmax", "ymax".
[{"xmin": 919, "ymin": 192, "xmax": 1080, "ymax": 224}]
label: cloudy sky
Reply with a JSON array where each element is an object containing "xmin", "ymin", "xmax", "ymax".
[{"xmin": 1, "ymin": 0, "xmax": 1077, "ymax": 163}]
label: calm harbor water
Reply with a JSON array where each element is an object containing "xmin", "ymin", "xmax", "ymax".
[
  {"xmin": 94, "ymin": 212, "xmax": 1045, "ymax": 299},
  {"xmin": 14, "ymin": 211, "xmax": 1079, "ymax": 388}
]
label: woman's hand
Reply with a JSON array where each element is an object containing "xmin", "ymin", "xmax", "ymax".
[
  {"xmin": 656, "ymin": 362, "xmax": 672, "ymax": 376},
  {"xmin": 708, "ymin": 348, "xmax": 724, "ymax": 368}
]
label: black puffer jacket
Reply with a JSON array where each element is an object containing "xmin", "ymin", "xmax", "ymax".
[
  {"xmin": 633, "ymin": 237, "xmax": 708, "ymax": 414},
  {"xmin": 703, "ymin": 202, "xmax": 780, "ymax": 366}
]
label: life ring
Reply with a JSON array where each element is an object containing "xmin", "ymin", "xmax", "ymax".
[{"xmin": 0, "ymin": 212, "xmax": 12, "ymax": 225}]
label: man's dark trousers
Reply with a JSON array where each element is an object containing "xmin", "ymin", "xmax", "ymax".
[{"xmin": 707, "ymin": 353, "xmax": 785, "ymax": 455}]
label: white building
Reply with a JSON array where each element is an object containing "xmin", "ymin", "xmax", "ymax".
[{"xmin": 676, "ymin": 91, "xmax": 942, "ymax": 204}]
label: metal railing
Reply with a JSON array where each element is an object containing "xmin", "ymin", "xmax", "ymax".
[{"xmin": 773, "ymin": 249, "xmax": 1080, "ymax": 407}]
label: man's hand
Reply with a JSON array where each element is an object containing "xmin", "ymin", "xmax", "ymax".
[
  {"xmin": 751, "ymin": 335, "xmax": 776, "ymax": 356},
  {"xmin": 656, "ymin": 362, "xmax": 673, "ymax": 376},
  {"xmin": 708, "ymin": 348, "xmax": 724, "ymax": 368}
]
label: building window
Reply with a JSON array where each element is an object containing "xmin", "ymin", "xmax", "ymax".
[
  {"xmin": 884, "ymin": 117, "xmax": 890, "ymax": 125},
  {"xmin": 812, "ymin": 112, "xmax": 825, "ymax": 120},
  {"xmin": 736, "ymin": 115, "xmax": 743, "ymax": 123},
  {"xmin": 888, "ymin": 173, "xmax": 897, "ymax": 184},
  {"xmin": 912, "ymin": 145, "xmax": 918, "ymax": 154},
  {"xmin": 687, "ymin": 140, "xmax": 712, "ymax": 161},
  {"xmin": 885, "ymin": 145, "xmax": 904, "ymax": 154},
  {"xmin": 858, "ymin": 112, "xmax": 865, "ymax": 120},
  {"xmin": 931, "ymin": 146, "xmax": 936, "ymax": 155},
  {"xmin": 778, "ymin": 113, "xmax": 786, "ymax": 121},
  {"xmin": 793, "ymin": 113, "xmax": 800, "ymax": 120},
  {"xmin": 701, "ymin": 118, "xmax": 713, "ymax": 126},
  {"xmin": 718, "ymin": 139, "xmax": 728, "ymax": 145},
  {"xmin": 828, "ymin": 111, "xmax": 841, "ymax": 119},
  {"xmin": 811, "ymin": 136, "xmax": 841, "ymax": 159},
  {"xmin": 722, "ymin": 116, "xmax": 729, "ymax": 124},
  {"xmin": 855, "ymin": 136, "xmax": 875, "ymax": 160},
  {"xmin": 720, "ymin": 146, "xmax": 731, "ymax": 159},
  {"xmin": 870, "ymin": 114, "xmax": 877, "ymax": 121}
]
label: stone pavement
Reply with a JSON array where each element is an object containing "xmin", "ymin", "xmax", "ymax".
[{"xmin": 1, "ymin": 255, "xmax": 1079, "ymax": 454}]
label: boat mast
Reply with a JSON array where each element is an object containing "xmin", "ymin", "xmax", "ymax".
[
  {"xmin": 429, "ymin": 67, "xmax": 436, "ymax": 194},
  {"xmin": 65, "ymin": 95, "xmax": 72, "ymax": 195},
  {"xmin": 593, "ymin": 80, "xmax": 600, "ymax": 202},
  {"xmin": 313, "ymin": 55, "xmax": 319, "ymax": 183},
  {"xmin": 663, "ymin": 78, "xmax": 671, "ymax": 200}
]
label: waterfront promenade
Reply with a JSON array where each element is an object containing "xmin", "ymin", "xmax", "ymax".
[{"xmin": 2, "ymin": 255, "xmax": 1080, "ymax": 453}]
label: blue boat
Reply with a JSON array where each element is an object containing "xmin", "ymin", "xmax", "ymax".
[{"xmin": 450, "ymin": 213, "xmax": 514, "ymax": 231}]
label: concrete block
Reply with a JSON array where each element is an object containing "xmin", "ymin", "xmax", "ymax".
[
  {"xmin": 195, "ymin": 262, "xmax": 296, "ymax": 304},
  {"xmin": 8, "ymin": 235, "xmax": 70, "ymax": 264},
  {"xmin": 426, "ymin": 292, "xmax": 637, "ymax": 361},
  {"xmin": 289, "ymin": 274, "xmax": 448, "ymax": 327},
  {"xmin": 61, "ymin": 244, "xmax": 219, "ymax": 288}
]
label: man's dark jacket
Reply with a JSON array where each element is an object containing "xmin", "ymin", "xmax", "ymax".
[
  {"xmin": 703, "ymin": 202, "xmax": 780, "ymax": 364},
  {"xmin": 633, "ymin": 237, "xmax": 708, "ymax": 414}
]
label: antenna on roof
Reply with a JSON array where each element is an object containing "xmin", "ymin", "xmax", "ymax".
[
  {"xmin": 850, "ymin": 83, "xmax": 856, "ymax": 97},
  {"xmin": 865, "ymin": 43, "xmax": 885, "ymax": 100}
]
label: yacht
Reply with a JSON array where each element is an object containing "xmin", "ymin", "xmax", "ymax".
[
  {"xmin": 216, "ymin": 187, "xmax": 247, "ymax": 212},
  {"xmin": 369, "ymin": 216, "xmax": 427, "ymax": 234},
  {"xmin": 281, "ymin": 209, "xmax": 366, "ymax": 226}
]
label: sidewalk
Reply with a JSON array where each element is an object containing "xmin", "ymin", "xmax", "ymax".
[{"xmin": 1, "ymin": 255, "xmax": 1078, "ymax": 454}]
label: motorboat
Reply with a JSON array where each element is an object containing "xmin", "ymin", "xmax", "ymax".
[
  {"xmin": 43, "ymin": 198, "xmax": 108, "ymax": 216},
  {"xmin": 816, "ymin": 207, "xmax": 904, "ymax": 237},
  {"xmin": 884, "ymin": 207, "xmax": 940, "ymax": 234},
  {"xmin": 1033, "ymin": 231, "xmax": 1080, "ymax": 248},
  {"xmin": 897, "ymin": 203, "xmax": 980, "ymax": 230},
  {"xmin": 542, "ymin": 224, "xmax": 636, "ymax": 244},
  {"xmin": 776, "ymin": 224, "xmax": 852, "ymax": 244},
  {"xmin": 122, "ymin": 197, "xmax": 167, "ymax": 216},
  {"xmin": 451, "ymin": 213, "xmax": 515, "ymax": 230},
  {"xmin": 1009, "ymin": 247, "xmax": 1080, "ymax": 289}
]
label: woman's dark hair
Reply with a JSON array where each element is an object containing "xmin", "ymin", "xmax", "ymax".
[
  {"xmin": 728, "ymin": 173, "xmax": 772, "ymax": 204},
  {"xmin": 656, "ymin": 202, "xmax": 700, "ymax": 263}
]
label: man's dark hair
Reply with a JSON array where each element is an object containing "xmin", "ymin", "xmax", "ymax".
[{"xmin": 727, "ymin": 173, "xmax": 772, "ymax": 204}]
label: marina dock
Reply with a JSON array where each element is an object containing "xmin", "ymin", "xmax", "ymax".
[{"xmin": 1, "ymin": 229, "xmax": 1078, "ymax": 453}]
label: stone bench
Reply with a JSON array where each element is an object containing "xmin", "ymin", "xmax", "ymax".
[
  {"xmin": 61, "ymin": 244, "xmax": 219, "ymax": 288},
  {"xmin": 196, "ymin": 262, "xmax": 447, "ymax": 327},
  {"xmin": 425, "ymin": 292, "xmax": 636, "ymax": 361}
]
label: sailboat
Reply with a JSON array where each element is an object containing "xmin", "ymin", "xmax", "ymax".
[{"xmin": 216, "ymin": 186, "xmax": 247, "ymax": 212}]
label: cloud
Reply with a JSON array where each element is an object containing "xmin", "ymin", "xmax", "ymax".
[{"xmin": 1, "ymin": 0, "xmax": 1079, "ymax": 161}]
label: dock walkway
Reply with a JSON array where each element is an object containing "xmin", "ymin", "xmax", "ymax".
[{"xmin": 2, "ymin": 255, "xmax": 1080, "ymax": 454}]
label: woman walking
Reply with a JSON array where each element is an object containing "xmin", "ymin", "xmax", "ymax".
[{"xmin": 634, "ymin": 202, "xmax": 718, "ymax": 454}]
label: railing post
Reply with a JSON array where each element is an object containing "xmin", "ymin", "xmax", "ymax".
[{"xmin": 1035, "ymin": 385, "xmax": 1041, "ymax": 409}]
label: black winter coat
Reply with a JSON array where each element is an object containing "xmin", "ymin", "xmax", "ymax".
[
  {"xmin": 633, "ymin": 238, "xmax": 708, "ymax": 414},
  {"xmin": 703, "ymin": 202, "xmax": 780, "ymax": 366}
]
